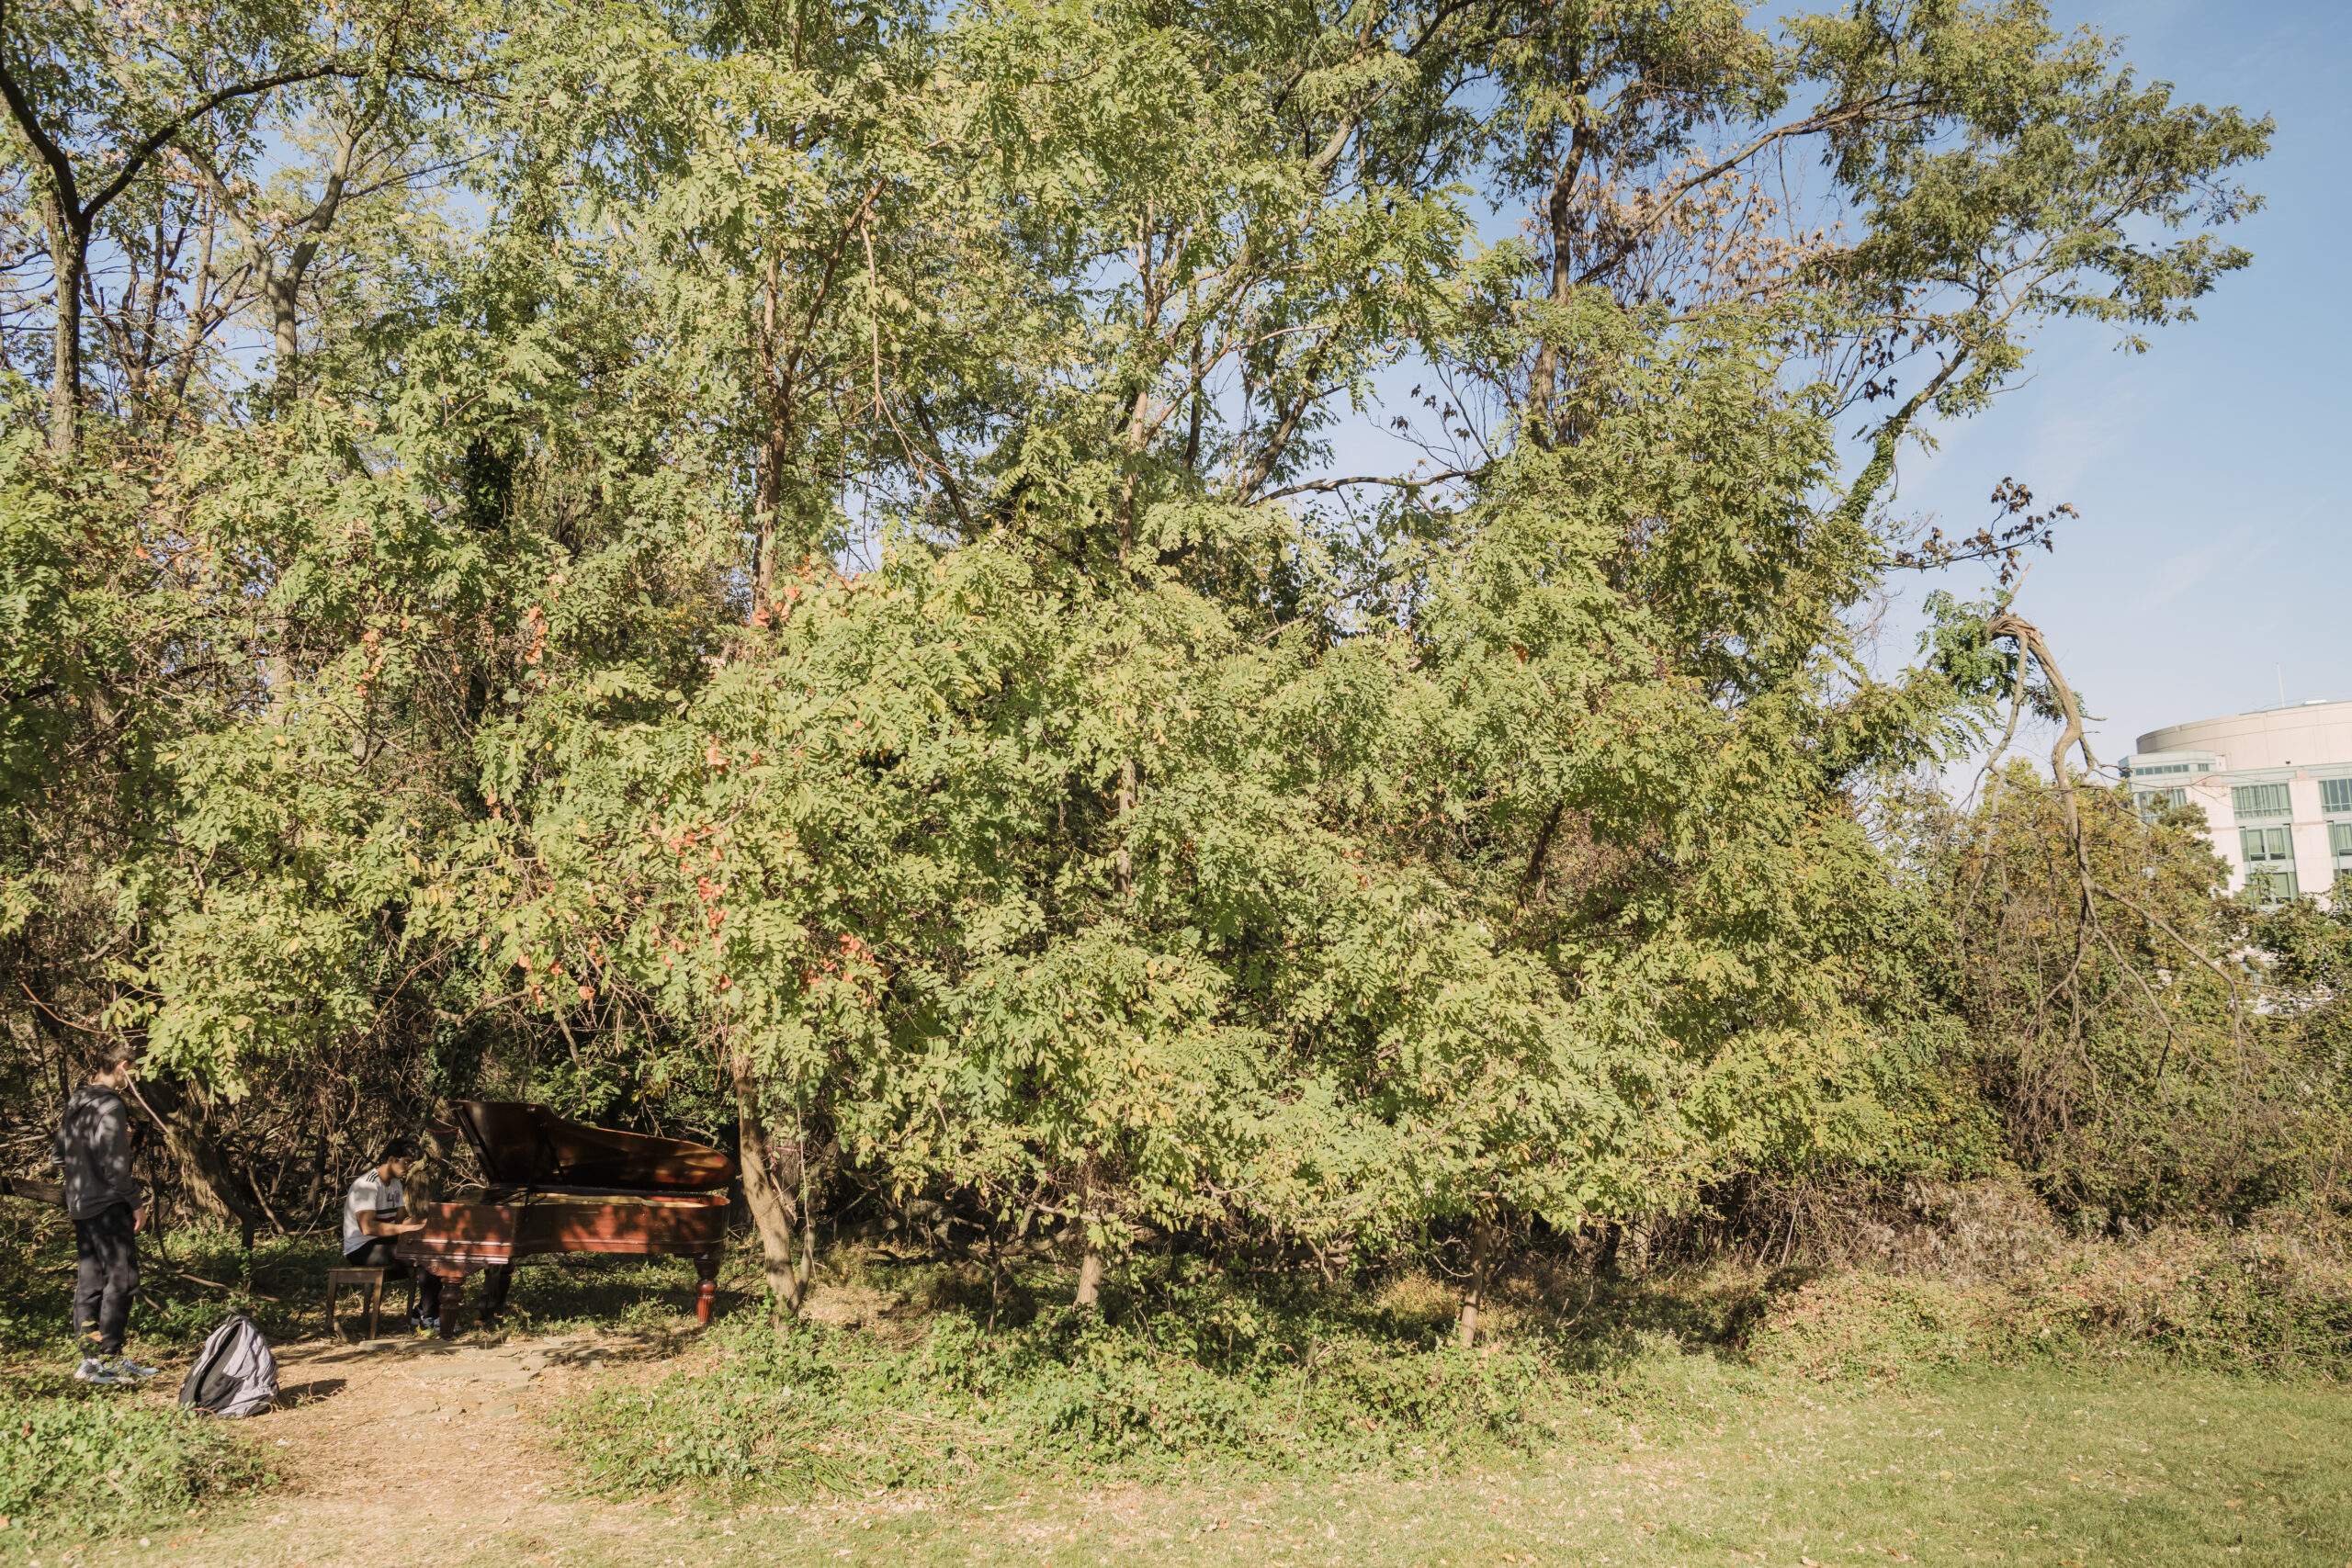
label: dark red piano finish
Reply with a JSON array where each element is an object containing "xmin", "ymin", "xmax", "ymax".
[
  {"xmin": 392, "ymin": 1100, "xmax": 736, "ymax": 1337},
  {"xmin": 451, "ymin": 1100, "xmax": 737, "ymax": 1192}
]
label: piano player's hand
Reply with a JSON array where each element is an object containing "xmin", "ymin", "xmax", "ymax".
[{"xmin": 359, "ymin": 1213, "xmax": 431, "ymax": 1238}]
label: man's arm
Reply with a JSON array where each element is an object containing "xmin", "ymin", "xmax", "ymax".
[
  {"xmin": 96, "ymin": 1094, "xmax": 146, "ymax": 1223},
  {"xmin": 351, "ymin": 1179, "xmax": 425, "ymax": 1238},
  {"xmin": 356, "ymin": 1211, "xmax": 427, "ymax": 1237}
]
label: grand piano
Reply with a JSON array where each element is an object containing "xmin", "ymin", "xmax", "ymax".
[{"xmin": 393, "ymin": 1100, "xmax": 735, "ymax": 1337}]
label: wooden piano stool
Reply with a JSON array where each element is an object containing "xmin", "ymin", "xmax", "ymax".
[{"xmin": 325, "ymin": 1267, "xmax": 393, "ymax": 1340}]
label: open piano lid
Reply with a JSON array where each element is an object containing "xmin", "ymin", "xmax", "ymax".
[{"xmin": 449, "ymin": 1100, "xmax": 737, "ymax": 1191}]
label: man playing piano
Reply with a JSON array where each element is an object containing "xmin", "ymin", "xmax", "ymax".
[{"xmin": 341, "ymin": 1139, "xmax": 443, "ymax": 1332}]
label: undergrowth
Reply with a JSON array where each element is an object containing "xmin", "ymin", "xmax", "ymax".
[
  {"xmin": 560, "ymin": 1280, "xmax": 1607, "ymax": 1502},
  {"xmin": 10, "ymin": 1177, "xmax": 2352, "ymax": 1526},
  {"xmin": 0, "ymin": 1375, "xmax": 269, "ymax": 1540},
  {"xmin": 561, "ymin": 1191, "xmax": 2352, "ymax": 1506},
  {"xmin": 0, "ymin": 1208, "xmax": 338, "ymax": 1357},
  {"xmin": 1747, "ymin": 1197, "xmax": 2352, "ymax": 1382}
]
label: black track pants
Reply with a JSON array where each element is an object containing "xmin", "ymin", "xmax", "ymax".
[
  {"xmin": 344, "ymin": 1237, "xmax": 441, "ymax": 1318},
  {"xmin": 72, "ymin": 1202, "xmax": 139, "ymax": 1355}
]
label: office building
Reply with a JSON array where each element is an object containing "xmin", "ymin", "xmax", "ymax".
[{"xmin": 2119, "ymin": 699, "xmax": 2352, "ymax": 903}]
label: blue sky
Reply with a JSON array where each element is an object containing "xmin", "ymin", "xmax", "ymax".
[
  {"xmin": 1311, "ymin": 0, "xmax": 2346, "ymax": 776},
  {"xmin": 1861, "ymin": 0, "xmax": 2350, "ymax": 764}
]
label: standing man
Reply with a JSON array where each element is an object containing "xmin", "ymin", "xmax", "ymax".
[
  {"xmin": 52, "ymin": 1042, "xmax": 158, "ymax": 1384},
  {"xmin": 341, "ymin": 1138, "xmax": 441, "ymax": 1331}
]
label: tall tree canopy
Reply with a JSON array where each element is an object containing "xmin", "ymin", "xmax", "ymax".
[{"xmin": 0, "ymin": 0, "xmax": 2273, "ymax": 1311}]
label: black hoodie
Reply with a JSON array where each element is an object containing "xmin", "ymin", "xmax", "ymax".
[{"xmin": 51, "ymin": 1085, "xmax": 142, "ymax": 1220}]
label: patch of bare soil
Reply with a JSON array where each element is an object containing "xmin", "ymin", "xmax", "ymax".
[
  {"xmin": 796, "ymin": 1281, "xmax": 912, "ymax": 1333},
  {"xmin": 133, "ymin": 1325, "xmax": 718, "ymax": 1565},
  {"xmin": 91, "ymin": 1279, "xmax": 955, "ymax": 1565}
]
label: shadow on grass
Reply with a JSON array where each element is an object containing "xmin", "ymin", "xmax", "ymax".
[
  {"xmin": 0, "ymin": 1206, "xmax": 773, "ymax": 1359},
  {"xmin": 854, "ymin": 1246, "xmax": 1808, "ymax": 1382}
]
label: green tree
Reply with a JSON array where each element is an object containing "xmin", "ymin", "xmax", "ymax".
[{"xmin": 0, "ymin": 0, "xmax": 2280, "ymax": 1333}]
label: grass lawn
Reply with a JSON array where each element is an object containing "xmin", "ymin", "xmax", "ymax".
[
  {"xmin": 64, "ymin": 1358, "xmax": 2352, "ymax": 1567},
  {"xmin": 8, "ymin": 1217, "xmax": 2349, "ymax": 1566}
]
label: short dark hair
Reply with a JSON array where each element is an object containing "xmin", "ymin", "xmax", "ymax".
[
  {"xmin": 99, "ymin": 1040, "xmax": 140, "ymax": 1069},
  {"xmin": 378, "ymin": 1137, "xmax": 420, "ymax": 1165}
]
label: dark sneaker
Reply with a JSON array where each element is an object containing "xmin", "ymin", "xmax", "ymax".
[{"xmin": 111, "ymin": 1357, "xmax": 160, "ymax": 1381}]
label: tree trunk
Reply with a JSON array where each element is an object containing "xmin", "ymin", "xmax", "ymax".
[
  {"xmin": 1072, "ymin": 1154, "xmax": 1106, "ymax": 1308},
  {"xmin": 731, "ymin": 1049, "xmax": 813, "ymax": 1324},
  {"xmin": 1115, "ymin": 758, "xmax": 1136, "ymax": 897},
  {"xmin": 44, "ymin": 197, "xmax": 85, "ymax": 457},
  {"xmin": 1526, "ymin": 82, "xmax": 1591, "ymax": 445},
  {"xmin": 1591, "ymin": 1220, "xmax": 1623, "ymax": 1277},
  {"xmin": 1456, "ymin": 1217, "xmax": 1493, "ymax": 1348},
  {"xmin": 266, "ymin": 270, "xmax": 301, "ymax": 404},
  {"xmin": 413, "ymin": 1122, "xmax": 460, "ymax": 1210},
  {"xmin": 753, "ymin": 258, "xmax": 789, "ymax": 615},
  {"xmin": 300, "ymin": 1122, "xmax": 330, "ymax": 1222},
  {"xmin": 268, "ymin": 618, "xmax": 296, "ymax": 726},
  {"xmin": 134, "ymin": 1080, "xmax": 259, "ymax": 1251}
]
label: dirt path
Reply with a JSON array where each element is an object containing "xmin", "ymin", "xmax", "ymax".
[
  {"xmin": 110, "ymin": 1321, "xmax": 1384, "ymax": 1567},
  {"xmin": 74, "ymin": 1279, "xmax": 984, "ymax": 1567},
  {"xmin": 132, "ymin": 1327, "xmax": 729, "ymax": 1565}
]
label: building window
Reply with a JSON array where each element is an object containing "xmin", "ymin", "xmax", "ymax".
[
  {"xmin": 2333, "ymin": 822, "xmax": 2352, "ymax": 867},
  {"xmin": 2323, "ymin": 778, "xmax": 2352, "ymax": 815},
  {"xmin": 2247, "ymin": 868, "xmax": 2301, "ymax": 904},
  {"xmin": 2242, "ymin": 825, "xmax": 2298, "ymax": 903},
  {"xmin": 2135, "ymin": 788, "xmax": 2187, "ymax": 815},
  {"xmin": 2233, "ymin": 782, "xmax": 2291, "ymax": 819},
  {"xmin": 2243, "ymin": 825, "xmax": 2291, "ymax": 863}
]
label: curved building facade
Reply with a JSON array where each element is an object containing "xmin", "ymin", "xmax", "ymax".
[{"xmin": 2120, "ymin": 699, "xmax": 2352, "ymax": 903}]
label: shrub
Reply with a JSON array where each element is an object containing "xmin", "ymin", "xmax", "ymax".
[
  {"xmin": 561, "ymin": 1284, "xmax": 1560, "ymax": 1501},
  {"xmin": 2018, "ymin": 1220, "xmax": 2352, "ymax": 1375},
  {"xmin": 1743, "ymin": 1196, "xmax": 2352, "ymax": 1382},
  {"xmin": 574, "ymin": 1191, "xmax": 2352, "ymax": 1508},
  {"xmin": 1746, "ymin": 1275, "xmax": 2014, "ymax": 1382}
]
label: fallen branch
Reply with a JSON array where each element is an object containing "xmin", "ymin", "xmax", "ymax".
[
  {"xmin": 1981, "ymin": 608, "xmax": 2245, "ymax": 1061},
  {"xmin": 0, "ymin": 1176, "xmax": 66, "ymax": 1207},
  {"xmin": 153, "ymin": 1263, "xmax": 283, "ymax": 1303}
]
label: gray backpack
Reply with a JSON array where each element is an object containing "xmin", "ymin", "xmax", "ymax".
[{"xmin": 177, "ymin": 1314, "xmax": 277, "ymax": 1418}]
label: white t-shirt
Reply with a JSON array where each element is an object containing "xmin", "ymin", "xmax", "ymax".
[{"xmin": 342, "ymin": 1169, "xmax": 406, "ymax": 1257}]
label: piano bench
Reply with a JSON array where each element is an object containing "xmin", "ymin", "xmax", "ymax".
[{"xmin": 325, "ymin": 1267, "xmax": 394, "ymax": 1341}]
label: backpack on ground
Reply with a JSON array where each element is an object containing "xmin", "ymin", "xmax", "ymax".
[{"xmin": 176, "ymin": 1313, "xmax": 277, "ymax": 1418}]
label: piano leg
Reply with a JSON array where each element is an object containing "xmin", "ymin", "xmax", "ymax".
[
  {"xmin": 482, "ymin": 1264, "xmax": 514, "ymax": 1325},
  {"xmin": 438, "ymin": 1270, "xmax": 465, "ymax": 1339},
  {"xmin": 695, "ymin": 1253, "xmax": 718, "ymax": 1326}
]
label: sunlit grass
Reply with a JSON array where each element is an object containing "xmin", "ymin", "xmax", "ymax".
[
  {"xmin": 8, "ymin": 1217, "xmax": 2351, "ymax": 1563},
  {"xmin": 70, "ymin": 1357, "xmax": 2352, "ymax": 1566}
]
